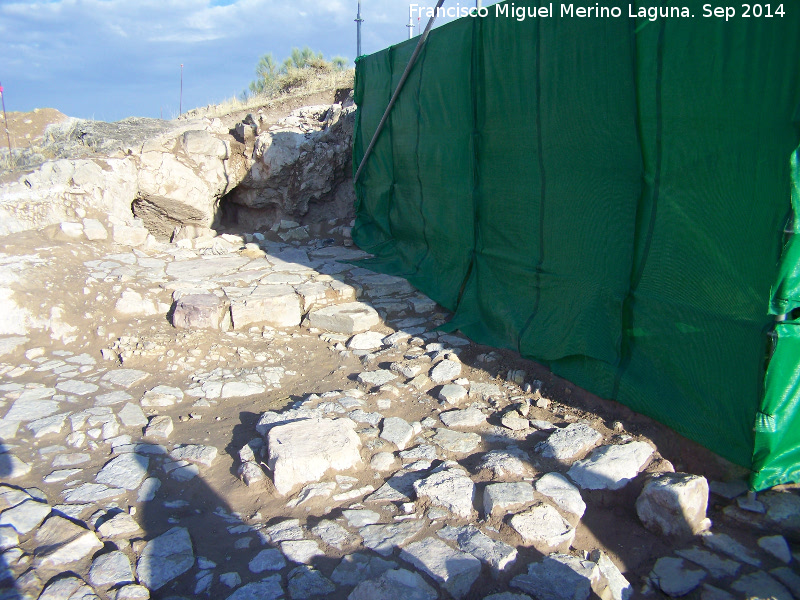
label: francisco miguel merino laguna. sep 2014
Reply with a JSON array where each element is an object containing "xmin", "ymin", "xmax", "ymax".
[{"xmin": 409, "ymin": 3, "xmax": 786, "ymax": 21}]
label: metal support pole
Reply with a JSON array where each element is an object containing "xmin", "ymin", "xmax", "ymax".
[
  {"xmin": 355, "ymin": 1, "xmax": 364, "ymax": 58},
  {"xmin": 407, "ymin": 13, "xmax": 415, "ymax": 39},
  {"xmin": 0, "ymin": 83, "xmax": 11, "ymax": 155},
  {"xmin": 354, "ymin": 0, "xmax": 446, "ymax": 184},
  {"xmin": 179, "ymin": 64, "xmax": 184, "ymax": 115}
]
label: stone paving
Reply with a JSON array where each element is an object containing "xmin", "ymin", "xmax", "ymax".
[{"xmin": 0, "ymin": 219, "xmax": 798, "ymax": 600}]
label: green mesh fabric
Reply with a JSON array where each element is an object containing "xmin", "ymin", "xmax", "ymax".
[{"xmin": 352, "ymin": 0, "xmax": 800, "ymax": 489}]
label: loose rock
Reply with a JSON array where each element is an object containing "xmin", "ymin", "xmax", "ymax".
[
  {"xmin": 636, "ymin": 473, "xmax": 709, "ymax": 537},
  {"xmin": 535, "ymin": 473, "xmax": 586, "ymax": 518},
  {"xmin": 535, "ymin": 422, "xmax": 602, "ymax": 461},
  {"xmin": 511, "ymin": 554, "xmax": 599, "ymax": 600},
  {"xmin": 89, "ymin": 550, "xmax": 134, "ymax": 586},
  {"xmin": 267, "ymin": 418, "xmax": 362, "ymax": 495},
  {"xmin": 649, "ymin": 557, "xmax": 706, "ymax": 597},
  {"xmin": 509, "ymin": 504, "xmax": 576, "ymax": 551},
  {"xmin": 484, "ymin": 482, "xmax": 535, "ymax": 517},
  {"xmin": 400, "ymin": 537, "xmax": 481, "ymax": 599},
  {"xmin": 136, "ymin": 526, "xmax": 194, "ymax": 590},
  {"xmin": 348, "ymin": 568, "xmax": 437, "ymax": 600},
  {"xmin": 414, "ymin": 468, "xmax": 476, "ymax": 518},
  {"xmin": 34, "ymin": 515, "xmax": 104, "ymax": 569},
  {"xmin": 567, "ymin": 442, "xmax": 654, "ymax": 490}
]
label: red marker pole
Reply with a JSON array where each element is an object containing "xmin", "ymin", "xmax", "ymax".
[{"xmin": 0, "ymin": 82, "xmax": 11, "ymax": 155}]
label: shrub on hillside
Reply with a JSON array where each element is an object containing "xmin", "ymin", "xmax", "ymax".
[{"xmin": 245, "ymin": 47, "xmax": 350, "ymax": 99}]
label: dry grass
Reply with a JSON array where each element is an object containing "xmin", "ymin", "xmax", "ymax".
[{"xmin": 181, "ymin": 67, "xmax": 354, "ymax": 121}]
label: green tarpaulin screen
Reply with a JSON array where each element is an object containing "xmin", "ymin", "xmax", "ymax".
[{"xmin": 352, "ymin": 0, "xmax": 800, "ymax": 490}]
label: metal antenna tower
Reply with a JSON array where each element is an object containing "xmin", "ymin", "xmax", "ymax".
[
  {"xmin": 407, "ymin": 11, "xmax": 415, "ymax": 39},
  {"xmin": 355, "ymin": 1, "xmax": 364, "ymax": 58}
]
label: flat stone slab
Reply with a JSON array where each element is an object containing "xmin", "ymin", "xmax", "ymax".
[
  {"xmin": 267, "ymin": 418, "xmax": 362, "ymax": 495},
  {"xmin": 229, "ymin": 284, "xmax": 302, "ymax": 329},
  {"xmin": 4, "ymin": 394, "xmax": 59, "ymax": 422},
  {"xmin": 477, "ymin": 448, "xmax": 530, "ymax": 479},
  {"xmin": 440, "ymin": 407, "xmax": 486, "ymax": 428},
  {"xmin": 649, "ymin": 557, "xmax": 706, "ymax": 597},
  {"xmin": 95, "ymin": 453, "xmax": 149, "ymax": 490},
  {"xmin": 438, "ymin": 525, "xmax": 518, "ymax": 577},
  {"xmin": 674, "ymin": 547, "xmax": 741, "ymax": 579},
  {"xmin": 771, "ymin": 567, "xmax": 800, "ymax": 598},
  {"xmin": 401, "ymin": 537, "xmax": 481, "ymax": 599},
  {"xmin": 731, "ymin": 572, "xmax": 793, "ymax": 600},
  {"xmin": 221, "ymin": 381, "xmax": 266, "ymax": 398},
  {"xmin": 342, "ymin": 509, "xmax": 382, "ymax": 528},
  {"xmin": 249, "ymin": 548, "xmax": 286, "ymax": 573},
  {"xmin": 592, "ymin": 551, "xmax": 633, "ymax": 600},
  {"xmin": 0, "ymin": 498, "xmax": 51, "ymax": 534},
  {"xmin": 308, "ymin": 302, "xmax": 381, "ymax": 334},
  {"xmin": 758, "ymin": 535, "xmax": 792, "ymax": 564},
  {"xmin": 360, "ymin": 520, "xmax": 426, "ymax": 556},
  {"xmin": 169, "ymin": 444, "xmax": 218, "ymax": 467},
  {"xmin": 63, "ymin": 483, "xmax": 126, "ymax": 503},
  {"xmin": 349, "ymin": 568, "xmax": 437, "ymax": 600},
  {"xmin": 166, "ymin": 255, "xmax": 251, "ymax": 280},
  {"xmin": 432, "ymin": 428, "xmax": 481, "ymax": 454},
  {"xmin": 38, "ymin": 576, "xmax": 98, "ymax": 600},
  {"xmin": 118, "ymin": 403, "xmax": 148, "ymax": 428},
  {"xmin": 172, "ymin": 293, "xmax": 229, "ymax": 329},
  {"xmin": 535, "ymin": 423, "xmax": 602, "ymax": 461},
  {"xmin": 430, "ymin": 360, "xmax": 462, "ymax": 384},
  {"xmin": 137, "ymin": 526, "xmax": 194, "ymax": 590},
  {"xmin": 97, "ymin": 512, "xmax": 143, "ymax": 539},
  {"xmin": 225, "ymin": 575, "xmax": 284, "ymax": 600},
  {"xmin": 484, "ymin": 482, "xmax": 535, "ymax": 517},
  {"xmin": 535, "ymin": 472, "xmax": 586, "ymax": 518},
  {"xmin": 89, "ymin": 550, "xmax": 134, "ymax": 586},
  {"xmin": 367, "ymin": 468, "xmax": 429, "ymax": 503},
  {"xmin": 380, "ymin": 416, "xmax": 414, "ymax": 450},
  {"xmin": 56, "ymin": 379, "xmax": 99, "ymax": 396},
  {"xmin": 101, "ymin": 369, "xmax": 149, "ymax": 388},
  {"xmin": 469, "ymin": 382, "xmax": 503, "ymax": 400},
  {"xmin": 140, "ymin": 385, "xmax": 183, "ymax": 407},
  {"xmin": 511, "ymin": 554, "xmax": 600, "ymax": 600},
  {"xmin": 288, "ymin": 565, "xmax": 336, "ymax": 598},
  {"xmin": 414, "ymin": 468, "xmax": 476, "ymax": 518},
  {"xmin": 33, "ymin": 515, "xmax": 104, "ymax": 569},
  {"xmin": 280, "ymin": 539, "xmax": 324, "ymax": 564},
  {"xmin": 312, "ymin": 519, "xmax": 360, "ymax": 550},
  {"xmin": 0, "ymin": 525, "xmax": 19, "ymax": 550},
  {"xmin": 332, "ymin": 552, "xmax": 397, "ymax": 587},
  {"xmin": 0, "ymin": 336, "xmax": 28, "ymax": 357},
  {"xmin": 701, "ymin": 532, "xmax": 761, "ymax": 567},
  {"xmin": 348, "ymin": 331, "xmax": 386, "ymax": 350},
  {"xmin": 263, "ymin": 519, "xmax": 304, "ymax": 543},
  {"xmin": 509, "ymin": 504, "xmax": 576, "ymax": 551},
  {"xmin": 567, "ymin": 442, "xmax": 654, "ymax": 490},
  {"xmin": 358, "ymin": 370, "xmax": 398, "ymax": 387},
  {"xmin": 439, "ymin": 384, "xmax": 468, "ymax": 405}
]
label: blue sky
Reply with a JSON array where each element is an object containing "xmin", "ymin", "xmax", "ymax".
[{"xmin": 0, "ymin": 0, "xmax": 476, "ymax": 121}]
